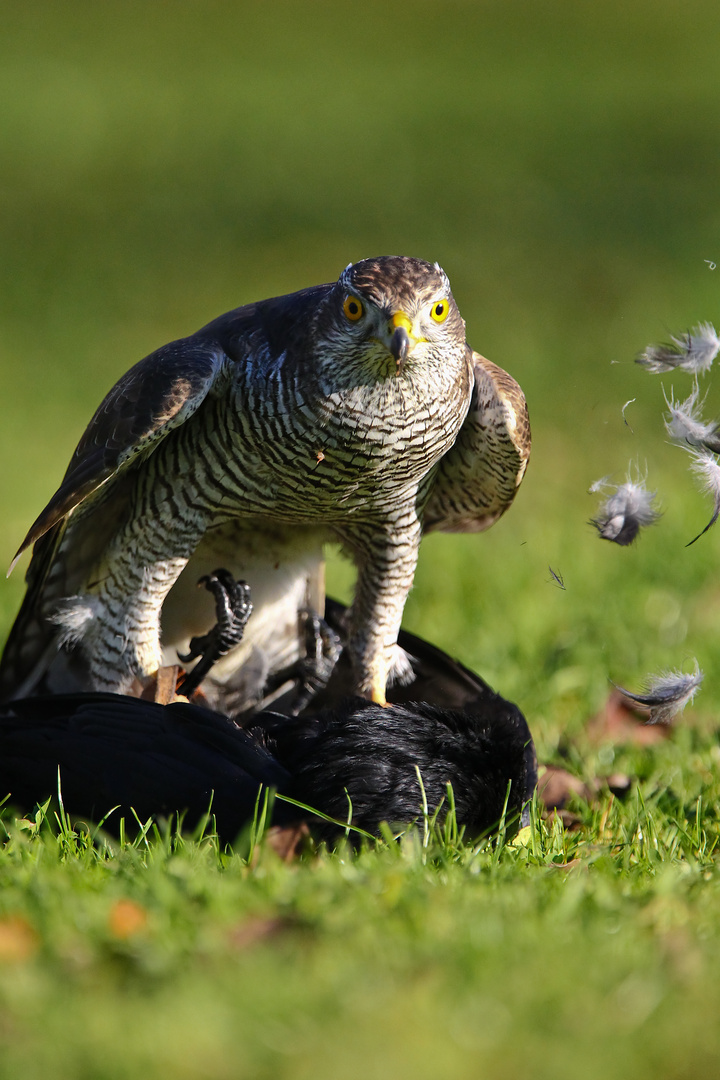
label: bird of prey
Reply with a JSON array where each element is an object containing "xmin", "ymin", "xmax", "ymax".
[{"xmin": 1, "ymin": 256, "xmax": 530, "ymax": 708}]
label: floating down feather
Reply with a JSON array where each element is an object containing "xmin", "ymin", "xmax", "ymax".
[
  {"xmin": 615, "ymin": 665, "xmax": 704, "ymax": 725},
  {"xmin": 663, "ymin": 383, "xmax": 720, "ymax": 453},
  {"xmin": 637, "ymin": 323, "xmax": 720, "ymax": 375},
  {"xmin": 686, "ymin": 448, "xmax": 720, "ymax": 546},
  {"xmin": 590, "ymin": 474, "xmax": 662, "ymax": 545}
]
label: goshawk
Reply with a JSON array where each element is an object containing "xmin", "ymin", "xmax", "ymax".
[{"xmin": 0, "ymin": 256, "xmax": 530, "ymax": 708}]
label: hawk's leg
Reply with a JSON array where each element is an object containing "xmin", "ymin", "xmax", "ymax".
[
  {"xmin": 339, "ymin": 517, "xmax": 422, "ymax": 704},
  {"xmin": 178, "ymin": 570, "xmax": 253, "ymax": 697},
  {"xmin": 81, "ymin": 439, "xmax": 225, "ymax": 693}
]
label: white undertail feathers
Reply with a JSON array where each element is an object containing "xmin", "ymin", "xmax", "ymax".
[{"xmin": 49, "ymin": 595, "xmax": 101, "ymax": 649}]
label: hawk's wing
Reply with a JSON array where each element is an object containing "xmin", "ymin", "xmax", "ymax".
[
  {"xmin": 1, "ymin": 337, "xmax": 230, "ymax": 700},
  {"xmin": 1, "ymin": 284, "xmax": 334, "ymax": 700},
  {"xmin": 423, "ymin": 351, "xmax": 530, "ymax": 533},
  {"xmin": 10, "ymin": 280, "xmax": 333, "ymax": 571},
  {"xmin": 10, "ymin": 337, "xmax": 229, "ymax": 571}
]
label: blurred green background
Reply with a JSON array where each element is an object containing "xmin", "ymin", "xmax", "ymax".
[{"xmin": 2, "ymin": 0, "xmax": 720, "ymax": 751}]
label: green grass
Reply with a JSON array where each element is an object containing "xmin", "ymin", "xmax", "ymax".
[
  {"xmin": 1, "ymin": 784, "xmax": 720, "ymax": 1080},
  {"xmin": 2, "ymin": 0, "xmax": 720, "ymax": 1075}
]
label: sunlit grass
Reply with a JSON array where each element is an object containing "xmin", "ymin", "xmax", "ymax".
[{"xmin": 1, "ymin": 770, "xmax": 720, "ymax": 1079}]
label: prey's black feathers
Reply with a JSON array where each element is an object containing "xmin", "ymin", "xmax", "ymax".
[
  {"xmin": 0, "ymin": 690, "xmax": 535, "ymax": 844},
  {"xmin": 250, "ymin": 697, "xmax": 536, "ymax": 842},
  {"xmin": 1, "ymin": 693, "xmax": 289, "ymax": 840}
]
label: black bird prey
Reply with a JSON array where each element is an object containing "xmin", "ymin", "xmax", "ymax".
[
  {"xmin": 1, "ymin": 256, "xmax": 530, "ymax": 709},
  {"xmin": 0, "ymin": 619, "xmax": 537, "ymax": 844}
]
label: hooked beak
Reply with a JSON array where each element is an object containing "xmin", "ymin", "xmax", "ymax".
[{"xmin": 388, "ymin": 312, "xmax": 414, "ymax": 374}]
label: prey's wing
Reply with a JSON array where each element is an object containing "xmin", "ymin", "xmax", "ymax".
[
  {"xmin": 11, "ymin": 337, "xmax": 229, "ymax": 570},
  {"xmin": 0, "ymin": 693, "xmax": 290, "ymax": 839},
  {"xmin": 423, "ymin": 351, "xmax": 531, "ymax": 534}
]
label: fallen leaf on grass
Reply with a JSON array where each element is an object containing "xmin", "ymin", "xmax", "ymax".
[
  {"xmin": 605, "ymin": 772, "xmax": 632, "ymax": 797},
  {"xmin": 0, "ymin": 916, "xmax": 38, "ymax": 963},
  {"xmin": 550, "ymin": 858, "xmax": 583, "ymax": 872},
  {"xmin": 537, "ymin": 768, "xmax": 596, "ymax": 829},
  {"xmin": 227, "ymin": 916, "xmax": 291, "ymax": 951},
  {"xmin": 548, "ymin": 807, "xmax": 583, "ymax": 829},
  {"xmin": 537, "ymin": 766, "xmax": 595, "ymax": 811},
  {"xmin": 586, "ymin": 690, "xmax": 670, "ymax": 746},
  {"xmin": 108, "ymin": 899, "xmax": 149, "ymax": 939},
  {"xmin": 264, "ymin": 823, "xmax": 311, "ymax": 862},
  {"xmin": 509, "ymin": 825, "xmax": 533, "ymax": 848}
]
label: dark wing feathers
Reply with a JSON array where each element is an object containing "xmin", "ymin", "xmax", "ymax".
[
  {"xmin": 199, "ymin": 283, "xmax": 332, "ymax": 364},
  {"xmin": 1, "ymin": 693, "xmax": 290, "ymax": 837},
  {"xmin": 11, "ymin": 338, "xmax": 228, "ymax": 568},
  {"xmin": 11, "ymin": 282, "xmax": 335, "ymax": 572},
  {"xmin": 0, "ymin": 684, "xmax": 536, "ymax": 842}
]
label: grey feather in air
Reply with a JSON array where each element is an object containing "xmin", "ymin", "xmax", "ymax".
[
  {"xmin": 615, "ymin": 665, "xmax": 703, "ymax": 725},
  {"xmin": 664, "ymin": 384, "xmax": 720, "ymax": 453},
  {"xmin": 685, "ymin": 448, "xmax": 720, "ymax": 546},
  {"xmin": 637, "ymin": 323, "xmax": 720, "ymax": 375},
  {"xmin": 591, "ymin": 474, "xmax": 661, "ymax": 546}
]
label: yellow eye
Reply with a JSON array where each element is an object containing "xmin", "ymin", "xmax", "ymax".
[
  {"xmin": 430, "ymin": 299, "xmax": 449, "ymax": 324},
  {"xmin": 343, "ymin": 295, "xmax": 364, "ymax": 322}
]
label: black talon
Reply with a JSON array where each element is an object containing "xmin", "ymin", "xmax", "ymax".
[
  {"xmin": 178, "ymin": 570, "xmax": 253, "ymax": 697},
  {"xmin": 291, "ymin": 611, "xmax": 342, "ymax": 713},
  {"xmin": 261, "ymin": 610, "xmax": 342, "ymax": 715}
]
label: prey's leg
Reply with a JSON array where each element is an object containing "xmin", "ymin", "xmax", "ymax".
[{"xmin": 264, "ymin": 611, "xmax": 342, "ymax": 714}]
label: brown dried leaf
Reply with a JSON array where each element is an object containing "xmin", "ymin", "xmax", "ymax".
[
  {"xmin": 550, "ymin": 857, "xmax": 583, "ymax": 872},
  {"xmin": 605, "ymin": 772, "xmax": 632, "ymax": 797},
  {"xmin": 537, "ymin": 766, "xmax": 595, "ymax": 811},
  {"xmin": 264, "ymin": 823, "xmax": 311, "ymax": 862},
  {"xmin": 108, "ymin": 899, "xmax": 149, "ymax": 939},
  {"xmin": 587, "ymin": 690, "xmax": 669, "ymax": 746},
  {"xmin": 0, "ymin": 916, "xmax": 38, "ymax": 963}
]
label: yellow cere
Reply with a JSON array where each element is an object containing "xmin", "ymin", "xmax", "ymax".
[
  {"xmin": 390, "ymin": 312, "xmax": 414, "ymax": 334},
  {"xmin": 430, "ymin": 299, "xmax": 449, "ymax": 323},
  {"xmin": 343, "ymin": 294, "xmax": 364, "ymax": 321}
]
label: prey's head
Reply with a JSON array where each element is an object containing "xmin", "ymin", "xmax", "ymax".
[{"xmin": 318, "ymin": 256, "xmax": 466, "ymax": 379}]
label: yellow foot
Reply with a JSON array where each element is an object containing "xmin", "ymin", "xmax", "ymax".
[{"xmin": 370, "ymin": 674, "xmax": 387, "ymax": 707}]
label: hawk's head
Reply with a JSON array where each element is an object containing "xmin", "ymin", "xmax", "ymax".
[{"xmin": 315, "ymin": 256, "xmax": 467, "ymax": 380}]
